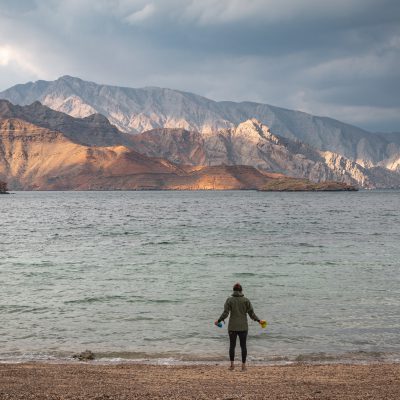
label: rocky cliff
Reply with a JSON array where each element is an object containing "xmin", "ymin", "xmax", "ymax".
[
  {"xmin": 1, "ymin": 76, "xmax": 399, "ymax": 169},
  {"xmin": 131, "ymin": 119, "xmax": 400, "ymax": 189},
  {"xmin": 1, "ymin": 115, "xmax": 353, "ymax": 191},
  {"xmin": 0, "ymin": 99, "xmax": 397, "ymax": 189},
  {"xmin": 0, "ymin": 100, "xmax": 400, "ymax": 188},
  {"xmin": 0, "ymin": 99, "xmax": 134, "ymax": 147}
]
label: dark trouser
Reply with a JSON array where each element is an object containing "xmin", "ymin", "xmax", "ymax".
[{"xmin": 229, "ymin": 330, "xmax": 248, "ymax": 363}]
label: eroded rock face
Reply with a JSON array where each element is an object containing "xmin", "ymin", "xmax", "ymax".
[
  {"xmin": 0, "ymin": 99, "xmax": 134, "ymax": 148},
  {"xmin": 0, "ymin": 116, "xmax": 356, "ymax": 191},
  {"xmin": 0, "ymin": 117, "xmax": 179, "ymax": 190},
  {"xmin": 0, "ymin": 98, "xmax": 398, "ymax": 188},
  {"xmin": 131, "ymin": 119, "xmax": 399, "ymax": 188}
]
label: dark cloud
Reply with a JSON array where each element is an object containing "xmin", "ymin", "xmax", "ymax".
[{"xmin": 0, "ymin": 0, "xmax": 399, "ymax": 131}]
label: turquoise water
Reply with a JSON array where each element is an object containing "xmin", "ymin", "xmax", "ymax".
[{"xmin": 0, "ymin": 191, "xmax": 399, "ymax": 364}]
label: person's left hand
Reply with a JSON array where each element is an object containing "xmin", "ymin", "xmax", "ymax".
[{"xmin": 214, "ymin": 320, "xmax": 219, "ymax": 326}]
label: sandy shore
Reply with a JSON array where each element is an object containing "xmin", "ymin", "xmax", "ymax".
[{"xmin": 0, "ymin": 362, "xmax": 399, "ymax": 399}]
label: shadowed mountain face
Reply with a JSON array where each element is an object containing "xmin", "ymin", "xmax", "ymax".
[
  {"xmin": 1, "ymin": 76, "xmax": 399, "ymax": 169},
  {"xmin": 0, "ymin": 99, "xmax": 134, "ymax": 147}
]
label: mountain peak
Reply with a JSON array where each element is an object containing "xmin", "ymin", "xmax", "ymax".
[
  {"xmin": 29, "ymin": 100, "xmax": 44, "ymax": 108},
  {"xmin": 57, "ymin": 75, "xmax": 83, "ymax": 82},
  {"xmin": 237, "ymin": 118, "xmax": 269, "ymax": 132},
  {"xmin": 234, "ymin": 118, "xmax": 274, "ymax": 142},
  {"xmin": 83, "ymin": 113, "xmax": 112, "ymax": 124}
]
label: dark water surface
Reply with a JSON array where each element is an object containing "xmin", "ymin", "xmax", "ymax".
[{"xmin": 0, "ymin": 191, "xmax": 399, "ymax": 364}]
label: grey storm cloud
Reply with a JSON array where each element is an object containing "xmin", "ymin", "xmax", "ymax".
[{"xmin": 0, "ymin": 0, "xmax": 399, "ymax": 132}]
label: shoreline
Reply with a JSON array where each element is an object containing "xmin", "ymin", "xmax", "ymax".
[
  {"xmin": 1, "ymin": 362, "xmax": 399, "ymax": 399},
  {"xmin": 1, "ymin": 351, "xmax": 399, "ymax": 366},
  {"xmin": 4, "ymin": 187, "xmax": 360, "ymax": 192},
  {"xmin": 1, "ymin": 347, "xmax": 399, "ymax": 366}
]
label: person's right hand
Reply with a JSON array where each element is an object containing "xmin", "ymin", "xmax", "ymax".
[{"xmin": 214, "ymin": 320, "xmax": 219, "ymax": 326}]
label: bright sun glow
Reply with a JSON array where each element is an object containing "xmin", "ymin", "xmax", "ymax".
[
  {"xmin": 0, "ymin": 45, "xmax": 12, "ymax": 66},
  {"xmin": 0, "ymin": 44, "xmax": 42, "ymax": 76}
]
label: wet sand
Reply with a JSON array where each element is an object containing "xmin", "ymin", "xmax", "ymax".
[{"xmin": 0, "ymin": 362, "xmax": 399, "ymax": 399}]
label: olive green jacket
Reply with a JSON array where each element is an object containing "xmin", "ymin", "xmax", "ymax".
[{"xmin": 217, "ymin": 291, "xmax": 260, "ymax": 331}]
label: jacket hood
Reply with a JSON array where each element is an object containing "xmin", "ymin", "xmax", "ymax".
[{"xmin": 232, "ymin": 290, "xmax": 244, "ymax": 297}]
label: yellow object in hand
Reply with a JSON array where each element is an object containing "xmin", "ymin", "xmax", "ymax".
[{"xmin": 260, "ymin": 320, "xmax": 267, "ymax": 329}]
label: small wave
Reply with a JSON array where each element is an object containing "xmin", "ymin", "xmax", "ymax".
[
  {"xmin": 234, "ymin": 272, "xmax": 289, "ymax": 279},
  {"xmin": 0, "ymin": 352, "xmax": 70, "ymax": 363},
  {"xmin": 124, "ymin": 316, "xmax": 154, "ymax": 321},
  {"xmin": 293, "ymin": 351, "xmax": 393, "ymax": 363},
  {"xmin": 297, "ymin": 242, "xmax": 324, "ymax": 248},
  {"xmin": 127, "ymin": 298, "xmax": 181, "ymax": 304},
  {"xmin": 205, "ymin": 253, "xmax": 255, "ymax": 258},
  {"xmin": 0, "ymin": 305, "xmax": 49, "ymax": 314},
  {"xmin": 143, "ymin": 241, "xmax": 178, "ymax": 246},
  {"xmin": 1, "ymin": 350, "xmax": 398, "ymax": 366},
  {"xmin": 263, "ymin": 273, "xmax": 290, "ymax": 278},
  {"xmin": 148, "ymin": 299, "xmax": 181, "ymax": 304},
  {"xmin": 64, "ymin": 295, "xmax": 127, "ymax": 304},
  {"xmin": 21, "ymin": 271, "xmax": 54, "ymax": 278},
  {"xmin": 100, "ymin": 231, "xmax": 144, "ymax": 237}
]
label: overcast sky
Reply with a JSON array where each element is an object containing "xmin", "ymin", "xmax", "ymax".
[{"xmin": 0, "ymin": 0, "xmax": 399, "ymax": 132}]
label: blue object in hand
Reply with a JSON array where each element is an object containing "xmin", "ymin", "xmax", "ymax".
[{"xmin": 217, "ymin": 322, "xmax": 223, "ymax": 328}]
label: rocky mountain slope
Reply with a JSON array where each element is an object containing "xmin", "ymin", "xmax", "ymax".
[
  {"xmin": 0, "ymin": 100, "xmax": 397, "ymax": 189},
  {"xmin": 0, "ymin": 99, "xmax": 133, "ymax": 147},
  {"xmin": 0, "ymin": 118, "xmax": 175, "ymax": 190},
  {"xmin": 131, "ymin": 119, "xmax": 400, "ymax": 189},
  {"xmin": 1, "ymin": 111, "xmax": 352, "ymax": 191},
  {"xmin": 1, "ymin": 76, "xmax": 399, "ymax": 169}
]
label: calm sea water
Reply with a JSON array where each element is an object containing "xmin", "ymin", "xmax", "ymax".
[{"xmin": 0, "ymin": 191, "xmax": 399, "ymax": 364}]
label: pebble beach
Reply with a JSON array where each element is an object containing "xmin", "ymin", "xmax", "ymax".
[{"xmin": 0, "ymin": 362, "xmax": 399, "ymax": 400}]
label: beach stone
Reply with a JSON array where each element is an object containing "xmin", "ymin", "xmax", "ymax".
[{"xmin": 72, "ymin": 350, "xmax": 95, "ymax": 361}]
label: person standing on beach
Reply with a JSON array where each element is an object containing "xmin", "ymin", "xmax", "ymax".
[{"xmin": 215, "ymin": 283, "xmax": 265, "ymax": 371}]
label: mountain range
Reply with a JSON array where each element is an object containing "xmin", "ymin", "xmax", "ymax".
[
  {"xmin": 130, "ymin": 121, "xmax": 396, "ymax": 188},
  {"xmin": 1, "ymin": 75, "xmax": 399, "ymax": 171},
  {"xmin": 0, "ymin": 76, "xmax": 399, "ymax": 189},
  {"xmin": 1, "ymin": 100, "xmax": 356, "ymax": 191}
]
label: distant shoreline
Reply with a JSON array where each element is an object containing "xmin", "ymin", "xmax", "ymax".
[{"xmin": 3, "ymin": 188, "xmax": 361, "ymax": 192}]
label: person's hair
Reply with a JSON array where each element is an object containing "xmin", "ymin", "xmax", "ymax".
[{"xmin": 233, "ymin": 282, "xmax": 243, "ymax": 292}]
